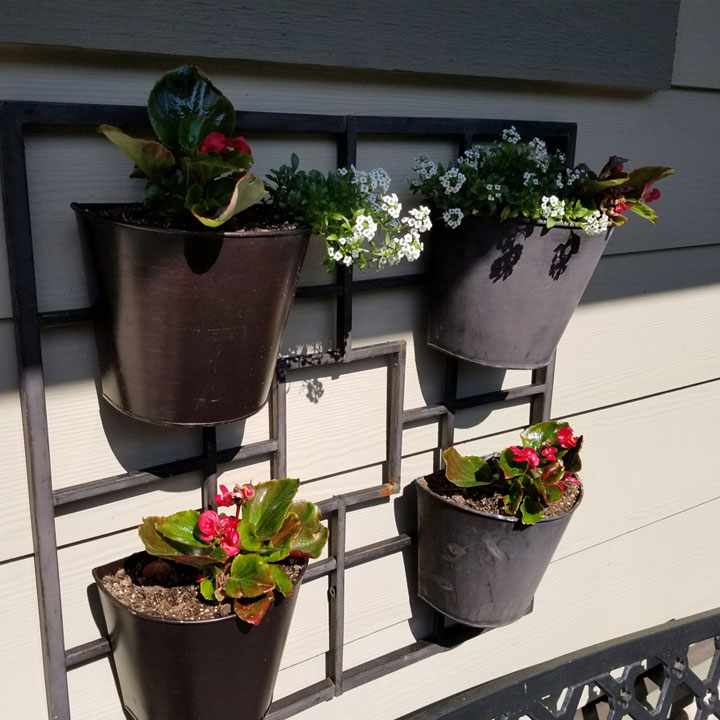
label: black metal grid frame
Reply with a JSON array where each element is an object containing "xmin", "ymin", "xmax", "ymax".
[{"xmin": 0, "ymin": 100, "xmax": 576, "ymax": 720}]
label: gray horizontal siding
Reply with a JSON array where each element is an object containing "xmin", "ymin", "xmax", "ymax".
[{"xmin": 0, "ymin": 0, "xmax": 680, "ymax": 90}]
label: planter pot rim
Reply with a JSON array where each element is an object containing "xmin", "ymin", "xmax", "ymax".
[
  {"xmin": 446, "ymin": 215, "xmax": 597, "ymax": 235},
  {"xmin": 71, "ymin": 202, "xmax": 309, "ymax": 241},
  {"xmin": 415, "ymin": 474, "xmax": 584, "ymax": 524},
  {"xmin": 92, "ymin": 555, "xmax": 307, "ymax": 627}
]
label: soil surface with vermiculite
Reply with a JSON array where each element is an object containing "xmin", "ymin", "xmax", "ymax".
[
  {"xmin": 424, "ymin": 470, "xmax": 581, "ymax": 519},
  {"xmin": 95, "ymin": 202, "xmax": 297, "ymax": 234},
  {"xmin": 100, "ymin": 553, "xmax": 305, "ymax": 621}
]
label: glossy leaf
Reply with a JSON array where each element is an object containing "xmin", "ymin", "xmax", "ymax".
[
  {"xmin": 562, "ymin": 435, "xmax": 584, "ymax": 473},
  {"xmin": 504, "ymin": 485, "xmax": 524, "ymax": 515},
  {"xmin": 521, "ymin": 421, "xmax": 564, "ymax": 450},
  {"xmin": 199, "ymin": 577, "xmax": 215, "ymax": 601},
  {"xmin": 289, "ymin": 501, "xmax": 329, "ymax": 559},
  {"xmin": 268, "ymin": 565, "xmax": 293, "ymax": 597},
  {"xmin": 628, "ymin": 200, "xmax": 658, "ymax": 224},
  {"xmin": 237, "ymin": 519, "xmax": 262, "ymax": 552},
  {"xmin": 623, "ymin": 166, "xmax": 674, "ymax": 197},
  {"xmin": 138, "ymin": 517, "xmax": 226, "ymax": 568},
  {"xmin": 242, "ymin": 478, "xmax": 300, "ymax": 541},
  {"xmin": 442, "ymin": 447, "xmax": 493, "ymax": 487},
  {"xmin": 234, "ymin": 592, "xmax": 273, "ymax": 625},
  {"xmin": 155, "ymin": 510, "xmax": 205, "ymax": 547},
  {"xmin": 147, "ymin": 65, "xmax": 235, "ymax": 149},
  {"xmin": 227, "ymin": 553, "xmax": 275, "ymax": 598},
  {"xmin": 542, "ymin": 460, "xmax": 564, "ymax": 486},
  {"xmin": 99, "ymin": 125, "xmax": 175, "ymax": 181},
  {"xmin": 497, "ymin": 448, "xmax": 528, "ymax": 479},
  {"xmin": 520, "ymin": 496, "xmax": 544, "ymax": 525},
  {"xmin": 545, "ymin": 484, "xmax": 563, "ymax": 503},
  {"xmin": 191, "ymin": 174, "xmax": 266, "ymax": 227},
  {"xmin": 259, "ymin": 513, "xmax": 302, "ymax": 562}
]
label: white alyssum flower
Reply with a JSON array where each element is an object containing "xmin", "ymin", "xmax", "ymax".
[
  {"xmin": 381, "ymin": 193, "xmax": 402, "ymax": 218},
  {"xmin": 369, "ymin": 168, "xmax": 391, "ymax": 194},
  {"xmin": 337, "ymin": 167, "xmax": 348, "ymax": 176},
  {"xmin": 413, "ymin": 154, "xmax": 438, "ymax": 179},
  {"xmin": 439, "ymin": 167, "xmax": 466, "ymax": 194},
  {"xmin": 353, "ymin": 214, "xmax": 378, "ymax": 240},
  {"xmin": 405, "ymin": 205, "xmax": 432, "ymax": 233},
  {"xmin": 343, "ymin": 255, "xmax": 353, "ymax": 266},
  {"xmin": 333, "ymin": 250, "xmax": 344, "ymax": 262},
  {"xmin": 461, "ymin": 148, "xmax": 481, "ymax": 169},
  {"xmin": 565, "ymin": 167, "xmax": 585, "ymax": 185},
  {"xmin": 541, "ymin": 195, "xmax": 565, "ymax": 220},
  {"xmin": 523, "ymin": 171, "xmax": 535, "ymax": 187},
  {"xmin": 442, "ymin": 208, "xmax": 464, "ymax": 229},
  {"xmin": 581, "ymin": 210, "xmax": 611, "ymax": 235},
  {"xmin": 556, "ymin": 173, "xmax": 564, "ymax": 188},
  {"xmin": 502, "ymin": 126, "xmax": 521, "ymax": 144}
]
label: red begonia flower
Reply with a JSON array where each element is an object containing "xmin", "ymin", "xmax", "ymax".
[
  {"xmin": 510, "ymin": 446, "xmax": 540, "ymax": 468},
  {"xmin": 214, "ymin": 484, "xmax": 234, "ymax": 507},
  {"xmin": 541, "ymin": 446, "xmax": 558, "ymax": 461},
  {"xmin": 562, "ymin": 472, "xmax": 580, "ymax": 484},
  {"xmin": 557, "ymin": 428, "xmax": 578, "ymax": 449},
  {"xmin": 612, "ymin": 164, "xmax": 624, "ymax": 174},
  {"xmin": 241, "ymin": 483, "xmax": 255, "ymax": 500},
  {"xmin": 615, "ymin": 202, "xmax": 631, "ymax": 213},
  {"xmin": 199, "ymin": 132, "xmax": 228, "ymax": 154},
  {"xmin": 197, "ymin": 510, "xmax": 220, "ymax": 542},
  {"xmin": 226, "ymin": 136, "xmax": 252, "ymax": 155},
  {"xmin": 643, "ymin": 187, "xmax": 661, "ymax": 203}
]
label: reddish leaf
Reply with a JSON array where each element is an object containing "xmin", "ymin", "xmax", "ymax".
[{"xmin": 234, "ymin": 592, "xmax": 274, "ymax": 625}]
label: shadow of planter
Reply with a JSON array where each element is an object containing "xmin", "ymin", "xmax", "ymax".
[
  {"xmin": 427, "ymin": 217, "xmax": 611, "ymax": 369},
  {"xmin": 73, "ymin": 203, "xmax": 309, "ymax": 426}
]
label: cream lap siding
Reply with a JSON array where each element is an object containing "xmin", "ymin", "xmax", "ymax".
[{"xmin": 1, "ymin": 27, "xmax": 719, "ymax": 719}]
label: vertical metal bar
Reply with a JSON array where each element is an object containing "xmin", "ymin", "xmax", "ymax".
[
  {"xmin": 334, "ymin": 117, "xmax": 357, "ymax": 354},
  {"xmin": 201, "ymin": 427, "xmax": 218, "ymax": 510},
  {"xmin": 0, "ymin": 104, "xmax": 71, "ymax": 720},
  {"xmin": 326, "ymin": 498, "xmax": 346, "ymax": 694},
  {"xmin": 529, "ymin": 351, "xmax": 557, "ymax": 424},
  {"xmin": 386, "ymin": 347, "xmax": 406, "ymax": 487},
  {"xmin": 269, "ymin": 376, "xmax": 287, "ymax": 479},
  {"xmin": 459, "ymin": 132, "xmax": 474, "ymax": 153},
  {"xmin": 439, "ymin": 356, "xmax": 459, "ymax": 457}
]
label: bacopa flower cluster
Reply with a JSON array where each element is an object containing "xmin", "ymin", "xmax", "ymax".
[
  {"xmin": 443, "ymin": 420, "xmax": 583, "ymax": 524},
  {"xmin": 267, "ymin": 155, "xmax": 432, "ymax": 269},
  {"xmin": 411, "ymin": 127, "xmax": 672, "ymax": 235}
]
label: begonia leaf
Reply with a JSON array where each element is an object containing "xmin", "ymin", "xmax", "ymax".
[
  {"xmin": 498, "ymin": 448, "xmax": 528, "ymax": 479},
  {"xmin": 268, "ymin": 565, "xmax": 293, "ymax": 597},
  {"xmin": 289, "ymin": 501, "xmax": 329, "ymax": 559},
  {"xmin": 628, "ymin": 201, "xmax": 658, "ymax": 224},
  {"xmin": 227, "ymin": 554, "xmax": 275, "ymax": 598},
  {"xmin": 138, "ymin": 517, "xmax": 226, "ymax": 568},
  {"xmin": 442, "ymin": 447, "xmax": 493, "ymax": 487},
  {"xmin": 237, "ymin": 519, "xmax": 262, "ymax": 552},
  {"xmin": 520, "ymin": 496, "xmax": 544, "ymax": 525},
  {"xmin": 148, "ymin": 65, "xmax": 235, "ymax": 150},
  {"xmin": 242, "ymin": 478, "xmax": 299, "ymax": 541},
  {"xmin": 191, "ymin": 173, "xmax": 266, "ymax": 227},
  {"xmin": 545, "ymin": 484, "xmax": 563, "ymax": 503},
  {"xmin": 258, "ymin": 513, "xmax": 302, "ymax": 562},
  {"xmin": 504, "ymin": 485, "xmax": 524, "ymax": 515},
  {"xmin": 99, "ymin": 125, "xmax": 175, "ymax": 182},
  {"xmin": 521, "ymin": 421, "xmax": 564, "ymax": 450},
  {"xmin": 234, "ymin": 592, "xmax": 274, "ymax": 625},
  {"xmin": 155, "ymin": 510, "xmax": 206, "ymax": 547},
  {"xmin": 562, "ymin": 435, "xmax": 584, "ymax": 473}
]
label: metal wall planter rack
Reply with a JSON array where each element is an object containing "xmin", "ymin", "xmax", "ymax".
[{"xmin": 0, "ymin": 100, "xmax": 576, "ymax": 720}]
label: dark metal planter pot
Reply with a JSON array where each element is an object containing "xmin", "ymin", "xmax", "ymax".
[
  {"xmin": 92, "ymin": 555, "xmax": 306, "ymax": 720},
  {"xmin": 427, "ymin": 217, "xmax": 611, "ymax": 369},
  {"xmin": 72, "ymin": 203, "xmax": 309, "ymax": 426},
  {"xmin": 416, "ymin": 476, "xmax": 582, "ymax": 628}
]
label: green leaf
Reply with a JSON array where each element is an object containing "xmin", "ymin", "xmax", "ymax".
[
  {"xmin": 191, "ymin": 173, "xmax": 266, "ymax": 227},
  {"xmin": 623, "ymin": 166, "xmax": 674, "ymax": 196},
  {"xmin": 259, "ymin": 513, "xmax": 302, "ymax": 562},
  {"xmin": 99, "ymin": 125, "xmax": 175, "ymax": 181},
  {"xmin": 199, "ymin": 577, "xmax": 215, "ymax": 601},
  {"xmin": 580, "ymin": 176, "xmax": 628, "ymax": 196},
  {"xmin": 520, "ymin": 496, "xmax": 544, "ymax": 524},
  {"xmin": 627, "ymin": 200, "xmax": 658, "ymax": 224},
  {"xmin": 498, "ymin": 448, "xmax": 528, "ymax": 479},
  {"xmin": 562, "ymin": 435, "xmax": 584, "ymax": 473},
  {"xmin": 521, "ymin": 421, "xmax": 564, "ymax": 451},
  {"xmin": 138, "ymin": 517, "xmax": 227, "ymax": 568},
  {"xmin": 442, "ymin": 447, "xmax": 493, "ymax": 487},
  {"xmin": 542, "ymin": 460, "xmax": 564, "ymax": 486},
  {"xmin": 155, "ymin": 510, "xmax": 205, "ymax": 547},
  {"xmin": 226, "ymin": 554, "xmax": 275, "ymax": 598},
  {"xmin": 147, "ymin": 65, "xmax": 235, "ymax": 149},
  {"xmin": 237, "ymin": 519, "xmax": 262, "ymax": 552},
  {"xmin": 242, "ymin": 479, "xmax": 300, "ymax": 541},
  {"xmin": 234, "ymin": 592, "xmax": 273, "ymax": 625},
  {"xmin": 290, "ymin": 501, "xmax": 329, "ymax": 559},
  {"xmin": 545, "ymin": 484, "xmax": 563, "ymax": 503},
  {"xmin": 504, "ymin": 485, "xmax": 524, "ymax": 515},
  {"xmin": 269, "ymin": 565, "xmax": 293, "ymax": 597},
  {"xmin": 184, "ymin": 157, "xmax": 243, "ymax": 185}
]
